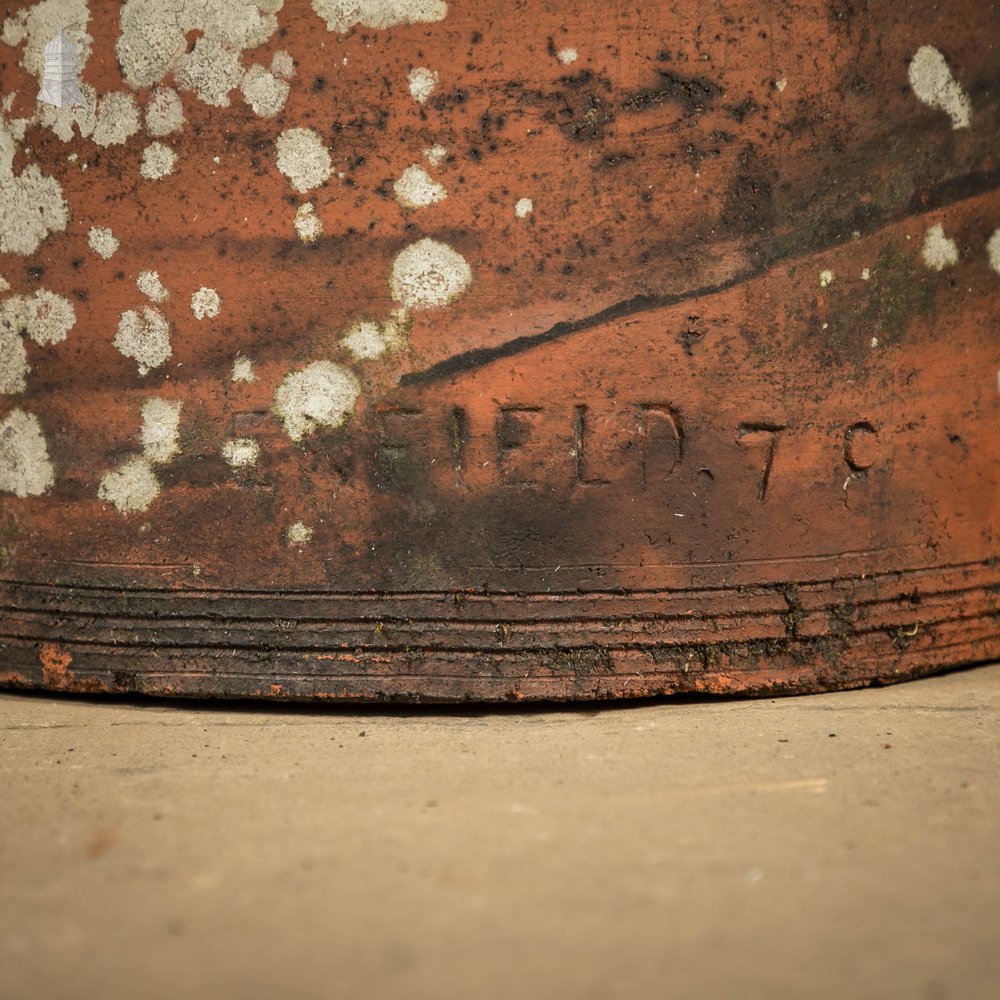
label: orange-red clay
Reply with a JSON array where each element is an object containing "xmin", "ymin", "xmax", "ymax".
[{"xmin": 1, "ymin": 1, "xmax": 998, "ymax": 701}]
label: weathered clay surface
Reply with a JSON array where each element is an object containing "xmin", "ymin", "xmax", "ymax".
[{"xmin": 0, "ymin": 0, "xmax": 998, "ymax": 700}]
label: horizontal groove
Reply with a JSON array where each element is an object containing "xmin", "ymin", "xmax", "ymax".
[
  {"xmin": 2, "ymin": 560, "xmax": 996, "ymax": 610},
  {"xmin": 1, "ymin": 605, "xmax": 996, "ymax": 657},
  {"xmin": 0, "ymin": 569, "xmax": 995, "ymax": 635},
  {"xmin": 0, "ymin": 577, "xmax": 994, "ymax": 629},
  {"xmin": 0, "ymin": 556, "xmax": 989, "ymax": 602}
]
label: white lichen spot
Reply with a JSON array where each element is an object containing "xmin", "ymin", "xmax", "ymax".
[
  {"xmin": 0, "ymin": 277, "xmax": 8, "ymax": 293},
  {"xmin": 0, "ymin": 17, "xmax": 25, "ymax": 46},
  {"xmin": 140, "ymin": 398, "xmax": 182, "ymax": 464},
  {"xmin": 819, "ymin": 269, "xmax": 835, "ymax": 288},
  {"xmin": 287, "ymin": 521, "xmax": 313, "ymax": 545},
  {"xmin": 861, "ymin": 267, "xmax": 871, "ymax": 281},
  {"xmin": 14, "ymin": 289, "xmax": 76, "ymax": 346},
  {"xmin": 117, "ymin": 0, "xmax": 278, "ymax": 96},
  {"xmin": 775, "ymin": 78, "xmax": 788, "ymax": 93},
  {"xmin": 0, "ymin": 409, "xmax": 54, "ymax": 497},
  {"xmin": 88, "ymin": 226, "xmax": 119, "ymax": 259},
  {"xmin": 0, "ymin": 325, "xmax": 29, "ymax": 394},
  {"xmin": 557, "ymin": 48, "xmax": 578, "ymax": 66},
  {"xmin": 515, "ymin": 197, "xmax": 533, "ymax": 219},
  {"xmin": 276, "ymin": 127, "xmax": 332, "ymax": 193},
  {"xmin": 92, "ymin": 91, "xmax": 141, "ymax": 146},
  {"xmin": 390, "ymin": 238, "xmax": 472, "ymax": 310},
  {"xmin": 987, "ymin": 229, "xmax": 1000, "ymax": 276},
  {"xmin": 312, "ymin": 0, "xmax": 448, "ymax": 32},
  {"xmin": 140, "ymin": 141, "xmax": 177, "ymax": 180},
  {"xmin": 145, "ymin": 86, "xmax": 185, "ymax": 136},
  {"xmin": 342, "ymin": 320, "xmax": 385, "ymax": 360},
  {"xmin": 0, "ymin": 166, "xmax": 69, "ymax": 256},
  {"xmin": 222, "ymin": 437, "xmax": 260, "ymax": 468},
  {"xmin": 175, "ymin": 36, "xmax": 245, "ymax": 108},
  {"xmin": 273, "ymin": 361, "xmax": 361, "ymax": 441},
  {"xmin": 340, "ymin": 315, "xmax": 407, "ymax": 360},
  {"xmin": 0, "ymin": 110, "xmax": 24, "ymax": 179},
  {"xmin": 231, "ymin": 356, "xmax": 256, "ymax": 383},
  {"xmin": 908, "ymin": 45, "xmax": 972, "ymax": 130},
  {"xmin": 294, "ymin": 202, "xmax": 323, "ymax": 243},
  {"xmin": 114, "ymin": 306, "xmax": 172, "ymax": 375},
  {"xmin": 98, "ymin": 456, "xmax": 159, "ymax": 514},
  {"xmin": 191, "ymin": 287, "xmax": 221, "ymax": 319},
  {"xmin": 3, "ymin": 1, "xmax": 92, "ymax": 86},
  {"xmin": 36, "ymin": 81, "xmax": 97, "ymax": 143},
  {"xmin": 271, "ymin": 50, "xmax": 295, "ymax": 80},
  {"xmin": 407, "ymin": 66, "xmax": 439, "ymax": 104},
  {"xmin": 241, "ymin": 64, "xmax": 290, "ymax": 117},
  {"xmin": 871, "ymin": 337, "xmax": 879, "ymax": 349},
  {"xmin": 921, "ymin": 223, "xmax": 959, "ymax": 271},
  {"xmin": 393, "ymin": 164, "xmax": 447, "ymax": 209},
  {"xmin": 423, "ymin": 144, "xmax": 447, "ymax": 167},
  {"xmin": 136, "ymin": 270, "xmax": 168, "ymax": 303}
]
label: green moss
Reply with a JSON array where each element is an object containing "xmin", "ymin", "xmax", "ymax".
[
  {"xmin": 0, "ymin": 512, "xmax": 17, "ymax": 570},
  {"xmin": 824, "ymin": 244, "xmax": 936, "ymax": 364}
]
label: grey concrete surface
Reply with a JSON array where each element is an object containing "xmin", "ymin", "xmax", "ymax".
[{"xmin": 1, "ymin": 665, "xmax": 999, "ymax": 1000}]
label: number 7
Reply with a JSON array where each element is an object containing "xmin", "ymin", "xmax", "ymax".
[{"xmin": 737, "ymin": 423, "xmax": 787, "ymax": 502}]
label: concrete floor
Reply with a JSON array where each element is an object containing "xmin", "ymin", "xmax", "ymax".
[{"xmin": 1, "ymin": 665, "xmax": 999, "ymax": 1000}]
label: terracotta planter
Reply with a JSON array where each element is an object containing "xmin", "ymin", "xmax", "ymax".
[{"xmin": 1, "ymin": 0, "xmax": 998, "ymax": 701}]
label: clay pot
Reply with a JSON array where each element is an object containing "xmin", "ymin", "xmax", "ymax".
[{"xmin": 1, "ymin": 1, "xmax": 998, "ymax": 701}]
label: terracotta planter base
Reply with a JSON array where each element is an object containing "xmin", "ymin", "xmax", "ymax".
[{"xmin": 1, "ymin": 1, "xmax": 998, "ymax": 700}]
